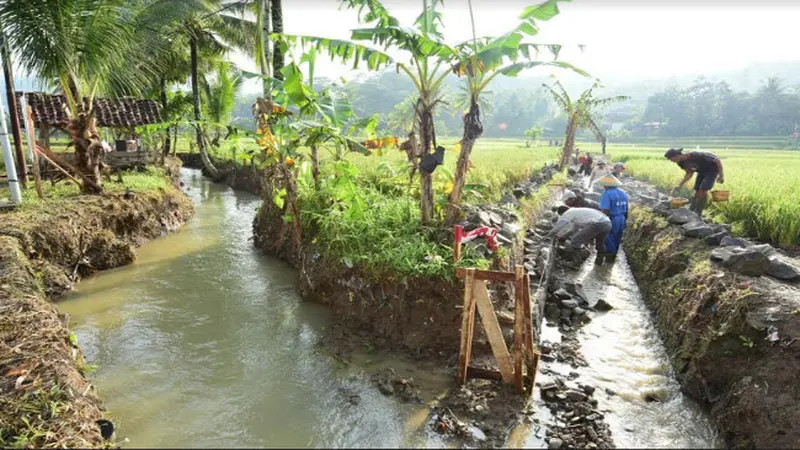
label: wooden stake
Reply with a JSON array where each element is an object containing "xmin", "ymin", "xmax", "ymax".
[
  {"xmin": 473, "ymin": 280, "xmax": 514, "ymax": 383},
  {"xmin": 21, "ymin": 104, "xmax": 42, "ymax": 198},
  {"xmin": 522, "ymin": 273, "xmax": 538, "ymax": 392},
  {"xmin": 457, "ymin": 268, "xmax": 477, "ymax": 384},
  {"xmin": 514, "ymin": 266, "xmax": 525, "ymax": 393}
]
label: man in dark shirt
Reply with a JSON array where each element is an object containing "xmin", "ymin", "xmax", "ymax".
[{"xmin": 664, "ymin": 147, "xmax": 725, "ymax": 217}]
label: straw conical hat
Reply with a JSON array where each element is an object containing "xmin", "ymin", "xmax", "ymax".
[{"xmin": 597, "ymin": 175, "xmax": 622, "ymax": 187}]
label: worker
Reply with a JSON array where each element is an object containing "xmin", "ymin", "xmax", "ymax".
[
  {"xmin": 562, "ymin": 189, "xmax": 600, "ymax": 210},
  {"xmin": 588, "ymin": 160, "xmax": 611, "ymax": 190},
  {"xmin": 578, "ymin": 153, "xmax": 593, "ymax": 176},
  {"xmin": 549, "ymin": 206, "xmax": 612, "ymax": 265},
  {"xmin": 664, "ymin": 147, "xmax": 725, "ymax": 217},
  {"xmin": 611, "ymin": 162, "xmax": 626, "ymax": 178},
  {"xmin": 597, "ymin": 175, "xmax": 629, "ymax": 265}
]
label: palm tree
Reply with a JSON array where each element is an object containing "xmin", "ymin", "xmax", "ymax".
[
  {"xmin": 444, "ymin": 0, "xmax": 587, "ymax": 224},
  {"xmin": 542, "ymin": 80, "xmax": 628, "ymax": 169},
  {"xmin": 202, "ymin": 60, "xmax": 243, "ymax": 148},
  {"xmin": 0, "ymin": 0, "xmax": 157, "ymax": 193}
]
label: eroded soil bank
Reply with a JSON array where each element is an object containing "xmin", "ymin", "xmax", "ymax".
[
  {"xmin": 250, "ymin": 162, "xmax": 563, "ymax": 447},
  {"xmin": 0, "ymin": 166, "xmax": 193, "ymax": 447},
  {"xmin": 625, "ymin": 205, "xmax": 800, "ymax": 449}
]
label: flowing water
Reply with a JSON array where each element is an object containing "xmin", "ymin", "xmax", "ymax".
[
  {"xmin": 513, "ymin": 252, "xmax": 722, "ymax": 449},
  {"xmin": 60, "ymin": 168, "xmax": 720, "ymax": 448},
  {"xmin": 59, "ymin": 169, "xmax": 449, "ymax": 448}
]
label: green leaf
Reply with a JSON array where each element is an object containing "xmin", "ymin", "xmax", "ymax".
[
  {"xmin": 282, "ymin": 214, "xmax": 294, "ymax": 223},
  {"xmin": 272, "ymin": 188, "xmax": 287, "ymax": 209},
  {"xmin": 519, "ymin": 0, "xmax": 570, "ymax": 21}
]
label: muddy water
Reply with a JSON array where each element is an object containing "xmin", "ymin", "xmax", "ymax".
[
  {"xmin": 59, "ymin": 169, "xmax": 450, "ymax": 448},
  {"xmin": 522, "ymin": 252, "xmax": 722, "ymax": 448}
]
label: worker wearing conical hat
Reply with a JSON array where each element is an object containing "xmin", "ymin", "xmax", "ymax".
[{"xmin": 598, "ymin": 175, "xmax": 629, "ymax": 265}]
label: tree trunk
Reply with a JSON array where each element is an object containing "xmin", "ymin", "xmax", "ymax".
[
  {"xmin": 446, "ymin": 100, "xmax": 482, "ymax": 225},
  {"xmin": 419, "ymin": 105, "xmax": 435, "ymax": 224},
  {"xmin": 190, "ymin": 36, "xmax": 219, "ymax": 179},
  {"xmin": 69, "ymin": 113, "xmax": 103, "ymax": 194},
  {"xmin": 559, "ymin": 116, "xmax": 577, "ymax": 171},
  {"xmin": 601, "ymin": 136, "xmax": 607, "ymax": 155},
  {"xmin": 1, "ymin": 33, "xmax": 26, "ymax": 188},
  {"xmin": 260, "ymin": 0, "xmax": 272, "ymax": 96},
  {"xmin": 271, "ymin": 0, "xmax": 285, "ymax": 81},
  {"xmin": 311, "ymin": 144, "xmax": 320, "ymax": 189},
  {"xmin": 160, "ymin": 77, "xmax": 171, "ymax": 164}
]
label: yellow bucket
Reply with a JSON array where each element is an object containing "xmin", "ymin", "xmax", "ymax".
[
  {"xmin": 670, "ymin": 198, "xmax": 689, "ymax": 209},
  {"xmin": 711, "ymin": 190, "xmax": 730, "ymax": 202}
]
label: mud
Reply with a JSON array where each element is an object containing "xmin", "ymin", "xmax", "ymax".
[
  {"xmin": 625, "ymin": 205, "xmax": 800, "ymax": 448},
  {"xmin": 0, "ymin": 164, "xmax": 193, "ymax": 447}
]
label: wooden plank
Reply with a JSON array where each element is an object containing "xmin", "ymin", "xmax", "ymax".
[
  {"xmin": 455, "ymin": 267, "xmax": 517, "ymax": 282},
  {"xmin": 466, "ymin": 366, "xmax": 502, "ymax": 381},
  {"xmin": 457, "ymin": 268, "xmax": 477, "ymax": 384},
  {"xmin": 473, "ymin": 280, "xmax": 514, "ymax": 383},
  {"xmin": 514, "ymin": 266, "xmax": 525, "ymax": 393},
  {"xmin": 522, "ymin": 273, "xmax": 538, "ymax": 393},
  {"xmin": 23, "ymin": 105, "xmax": 43, "ymax": 198}
]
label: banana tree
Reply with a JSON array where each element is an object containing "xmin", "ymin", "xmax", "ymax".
[
  {"xmin": 254, "ymin": 61, "xmax": 376, "ymax": 257},
  {"xmin": 444, "ymin": 0, "xmax": 589, "ymax": 224},
  {"xmin": 275, "ymin": 0, "xmax": 457, "ymax": 224},
  {"xmin": 543, "ymin": 80, "xmax": 628, "ymax": 170}
]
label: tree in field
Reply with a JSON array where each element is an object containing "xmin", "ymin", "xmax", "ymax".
[
  {"xmin": 0, "ymin": 0, "xmax": 158, "ymax": 193},
  {"xmin": 444, "ymin": 0, "xmax": 587, "ymax": 224},
  {"xmin": 543, "ymin": 80, "xmax": 628, "ymax": 169}
]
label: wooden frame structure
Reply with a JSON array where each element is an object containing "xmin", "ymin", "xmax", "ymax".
[{"xmin": 452, "ymin": 224, "xmax": 541, "ymax": 396}]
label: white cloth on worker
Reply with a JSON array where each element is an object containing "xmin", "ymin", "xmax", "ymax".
[
  {"xmin": 587, "ymin": 165, "xmax": 611, "ymax": 190},
  {"xmin": 562, "ymin": 190, "xmax": 577, "ymax": 202},
  {"xmin": 101, "ymin": 140, "xmax": 112, "ymax": 153},
  {"xmin": 550, "ymin": 207, "xmax": 611, "ymax": 241}
]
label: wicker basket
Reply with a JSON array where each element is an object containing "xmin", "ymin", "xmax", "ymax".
[
  {"xmin": 670, "ymin": 198, "xmax": 689, "ymax": 208},
  {"xmin": 711, "ymin": 190, "xmax": 730, "ymax": 202}
]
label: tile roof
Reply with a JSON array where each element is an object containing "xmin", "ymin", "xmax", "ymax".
[{"xmin": 14, "ymin": 92, "xmax": 163, "ymax": 128}]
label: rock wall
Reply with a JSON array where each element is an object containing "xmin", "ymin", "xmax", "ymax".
[
  {"xmin": 624, "ymin": 205, "xmax": 800, "ymax": 449},
  {"xmin": 0, "ymin": 182, "xmax": 194, "ymax": 447}
]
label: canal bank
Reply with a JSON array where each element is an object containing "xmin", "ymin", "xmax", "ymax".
[{"xmin": 0, "ymin": 163, "xmax": 193, "ymax": 447}]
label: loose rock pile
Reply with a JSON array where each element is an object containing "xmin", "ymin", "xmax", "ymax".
[
  {"xmin": 460, "ymin": 163, "xmax": 561, "ymax": 259},
  {"xmin": 539, "ymin": 377, "xmax": 614, "ymax": 449}
]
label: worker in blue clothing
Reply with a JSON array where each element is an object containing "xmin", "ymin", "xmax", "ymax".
[{"xmin": 597, "ymin": 175, "xmax": 629, "ymax": 265}]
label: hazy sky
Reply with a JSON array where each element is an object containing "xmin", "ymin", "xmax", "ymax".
[{"xmin": 233, "ymin": 0, "xmax": 800, "ymax": 93}]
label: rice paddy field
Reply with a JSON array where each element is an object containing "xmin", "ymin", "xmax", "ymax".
[{"xmin": 598, "ymin": 145, "xmax": 800, "ymax": 248}]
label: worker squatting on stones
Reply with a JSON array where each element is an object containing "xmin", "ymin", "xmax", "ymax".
[{"xmin": 549, "ymin": 175, "xmax": 630, "ymax": 267}]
